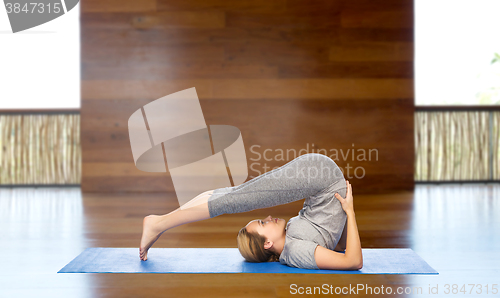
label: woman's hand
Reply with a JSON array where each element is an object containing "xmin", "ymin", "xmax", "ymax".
[{"xmin": 334, "ymin": 180, "xmax": 354, "ymax": 214}]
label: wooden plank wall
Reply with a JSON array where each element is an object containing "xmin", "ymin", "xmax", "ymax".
[{"xmin": 81, "ymin": 0, "xmax": 414, "ymax": 193}]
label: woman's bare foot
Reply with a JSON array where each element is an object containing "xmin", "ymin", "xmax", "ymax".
[{"xmin": 139, "ymin": 215, "xmax": 165, "ymax": 261}]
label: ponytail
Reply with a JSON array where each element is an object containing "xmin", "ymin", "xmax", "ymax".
[{"xmin": 237, "ymin": 226, "xmax": 280, "ymax": 262}]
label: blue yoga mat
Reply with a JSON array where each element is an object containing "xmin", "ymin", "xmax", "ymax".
[{"xmin": 58, "ymin": 248, "xmax": 438, "ymax": 274}]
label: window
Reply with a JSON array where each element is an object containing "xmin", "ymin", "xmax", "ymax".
[
  {"xmin": 415, "ymin": 0, "xmax": 500, "ymax": 106},
  {"xmin": 0, "ymin": 3, "xmax": 80, "ymax": 109}
]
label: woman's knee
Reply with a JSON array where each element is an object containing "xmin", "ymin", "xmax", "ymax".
[{"xmin": 299, "ymin": 153, "xmax": 343, "ymax": 186}]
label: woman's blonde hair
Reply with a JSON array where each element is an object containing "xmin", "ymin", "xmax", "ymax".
[{"xmin": 237, "ymin": 226, "xmax": 280, "ymax": 262}]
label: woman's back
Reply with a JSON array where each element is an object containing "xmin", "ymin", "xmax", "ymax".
[{"xmin": 280, "ymin": 179, "xmax": 347, "ymax": 269}]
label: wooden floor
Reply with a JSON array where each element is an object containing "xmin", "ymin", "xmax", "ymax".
[{"xmin": 0, "ymin": 184, "xmax": 499, "ymax": 297}]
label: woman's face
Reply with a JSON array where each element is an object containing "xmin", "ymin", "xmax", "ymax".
[{"xmin": 245, "ymin": 215, "xmax": 286, "ymax": 244}]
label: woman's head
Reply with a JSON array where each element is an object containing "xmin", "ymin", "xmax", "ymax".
[{"xmin": 237, "ymin": 215, "xmax": 287, "ymax": 263}]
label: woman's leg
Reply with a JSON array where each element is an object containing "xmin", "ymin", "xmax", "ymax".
[
  {"xmin": 207, "ymin": 153, "xmax": 344, "ymax": 218},
  {"xmin": 140, "ymin": 190, "xmax": 214, "ymax": 260}
]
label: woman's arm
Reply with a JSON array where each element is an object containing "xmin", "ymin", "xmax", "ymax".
[
  {"xmin": 314, "ymin": 210, "xmax": 362, "ymax": 270},
  {"xmin": 314, "ymin": 181, "xmax": 363, "ymax": 270},
  {"xmin": 343, "ymin": 210, "xmax": 362, "ymax": 266},
  {"xmin": 333, "ymin": 218, "xmax": 348, "ymax": 252}
]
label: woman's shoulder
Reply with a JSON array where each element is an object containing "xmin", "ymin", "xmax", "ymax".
[
  {"xmin": 279, "ymin": 235, "xmax": 320, "ymax": 269},
  {"xmin": 286, "ymin": 215, "xmax": 320, "ymax": 240}
]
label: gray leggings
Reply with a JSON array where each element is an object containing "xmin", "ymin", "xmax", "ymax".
[{"xmin": 207, "ymin": 153, "xmax": 345, "ymax": 218}]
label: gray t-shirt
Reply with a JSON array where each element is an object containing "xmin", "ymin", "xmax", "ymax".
[{"xmin": 279, "ymin": 179, "xmax": 347, "ymax": 269}]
